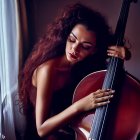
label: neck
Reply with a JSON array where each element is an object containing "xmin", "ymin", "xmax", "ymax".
[{"xmin": 56, "ymin": 55, "xmax": 73, "ymax": 70}]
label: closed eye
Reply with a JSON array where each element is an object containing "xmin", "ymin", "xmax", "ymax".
[
  {"xmin": 82, "ymin": 44, "xmax": 93, "ymax": 50},
  {"xmin": 67, "ymin": 36, "xmax": 75, "ymax": 43}
]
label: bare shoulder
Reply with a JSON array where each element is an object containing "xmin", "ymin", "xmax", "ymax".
[
  {"xmin": 32, "ymin": 59, "xmax": 57, "ymax": 87},
  {"xmin": 37, "ymin": 59, "xmax": 56, "ymax": 77}
]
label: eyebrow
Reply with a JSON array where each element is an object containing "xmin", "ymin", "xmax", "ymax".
[{"xmin": 71, "ymin": 32, "xmax": 95, "ymax": 46}]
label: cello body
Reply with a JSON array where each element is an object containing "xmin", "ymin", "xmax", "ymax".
[{"xmin": 72, "ymin": 70, "xmax": 140, "ymax": 140}]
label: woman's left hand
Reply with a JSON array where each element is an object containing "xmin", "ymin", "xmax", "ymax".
[{"xmin": 107, "ymin": 46, "xmax": 131, "ymax": 60}]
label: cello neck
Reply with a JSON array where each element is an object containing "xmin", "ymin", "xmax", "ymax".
[{"xmin": 114, "ymin": 0, "xmax": 131, "ymax": 46}]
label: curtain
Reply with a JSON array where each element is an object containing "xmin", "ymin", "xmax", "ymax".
[{"xmin": 0, "ymin": 0, "xmax": 26, "ymax": 140}]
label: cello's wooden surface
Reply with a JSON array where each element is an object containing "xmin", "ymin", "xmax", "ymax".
[{"xmin": 72, "ymin": 70, "xmax": 140, "ymax": 140}]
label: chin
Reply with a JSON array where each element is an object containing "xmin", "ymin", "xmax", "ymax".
[{"xmin": 67, "ymin": 55, "xmax": 79, "ymax": 64}]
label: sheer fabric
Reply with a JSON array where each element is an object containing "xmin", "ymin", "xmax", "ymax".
[{"xmin": 0, "ymin": 0, "xmax": 25, "ymax": 140}]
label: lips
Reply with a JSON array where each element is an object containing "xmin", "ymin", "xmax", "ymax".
[{"xmin": 69, "ymin": 53, "xmax": 78, "ymax": 60}]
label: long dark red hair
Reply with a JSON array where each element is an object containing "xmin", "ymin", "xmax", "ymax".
[{"xmin": 19, "ymin": 3, "xmax": 112, "ymax": 114}]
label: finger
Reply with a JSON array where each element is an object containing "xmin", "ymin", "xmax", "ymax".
[
  {"xmin": 107, "ymin": 53, "xmax": 114, "ymax": 58},
  {"xmin": 95, "ymin": 95, "xmax": 113, "ymax": 103},
  {"xmin": 107, "ymin": 48, "xmax": 118, "ymax": 55},
  {"xmin": 94, "ymin": 89, "xmax": 102, "ymax": 95},
  {"xmin": 95, "ymin": 100, "xmax": 110, "ymax": 107},
  {"xmin": 95, "ymin": 89, "xmax": 115, "ymax": 98},
  {"xmin": 108, "ymin": 52, "xmax": 119, "ymax": 58},
  {"xmin": 107, "ymin": 50, "xmax": 117, "ymax": 55},
  {"xmin": 95, "ymin": 88, "xmax": 111, "ymax": 94},
  {"xmin": 108, "ymin": 46, "xmax": 118, "ymax": 50},
  {"xmin": 108, "ymin": 46, "xmax": 120, "ymax": 52}
]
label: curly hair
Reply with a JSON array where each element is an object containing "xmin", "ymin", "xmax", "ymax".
[{"xmin": 19, "ymin": 3, "xmax": 112, "ymax": 114}]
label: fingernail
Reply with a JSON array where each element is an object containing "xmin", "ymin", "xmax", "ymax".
[{"xmin": 112, "ymin": 90, "xmax": 115, "ymax": 93}]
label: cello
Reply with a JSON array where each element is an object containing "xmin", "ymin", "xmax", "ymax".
[{"xmin": 72, "ymin": 0, "xmax": 140, "ymax": 140}]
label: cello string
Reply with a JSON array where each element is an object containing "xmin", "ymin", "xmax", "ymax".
[
  {"xmin": 98, "ymin": 0, "xmax": 128, "ymax": 139},
  {"xmin": 105, "ymin": 0, "xmax": 128, "ymax": 95},
  {"xmin": 109, "ymin": 0, "xmax": 128, "ymax": 88},
  {"xmin": 90, "ymin": 0, "xmax": 129, "ymax": 138},
  {"xmin": 108, "ymin": 0, "xmax": 127, "ymax": 88}
]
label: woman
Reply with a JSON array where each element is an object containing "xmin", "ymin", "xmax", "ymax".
[{"xmin": 19, "ymin": 3, "xmax": 131, "ymax": 140}]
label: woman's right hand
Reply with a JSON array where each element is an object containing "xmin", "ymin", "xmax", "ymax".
[{"xmin": 74, "ymin": 89, "xmax": 115, "ymax": 113}]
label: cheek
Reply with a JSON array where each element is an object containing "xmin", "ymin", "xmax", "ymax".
[
  {"xmin": 79, "ymin": 52, "xmax": 90, "ymax": 60},
  {"xmin": 65, "ymin": 43, "xmax": 69, "ymax": 53},
  {"xmin": 81, "ymin": 50, "xmax": 94, "ymax": 57},
  {"xmin": 65, "ymin": 42, "xmax": 71, "ymax": 51},
  {"xmin": 79, "ymin": 49, "xmax": 96, "ymax": 60}
]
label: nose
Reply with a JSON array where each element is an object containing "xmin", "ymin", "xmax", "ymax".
[{"xmin": 72, "ymin": 43, "xmax": 80, "ymax": 54}]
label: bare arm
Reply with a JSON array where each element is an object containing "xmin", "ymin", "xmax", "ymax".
[
  {"xmin": 35, "ymin": 63, "xmax": 114, "ymax": 137},
  {"xmin": 35, "ymin": 63, "xmax": 80, "ymax": 137}
]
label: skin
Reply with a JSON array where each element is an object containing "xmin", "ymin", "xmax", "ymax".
[{"xmin": 32, "ymin": 24, "xmax": 127, "ymax": 138}]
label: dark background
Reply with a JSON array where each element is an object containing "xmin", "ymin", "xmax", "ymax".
[{"xmin": 25, "ymin": 0, "xmax": 140, "ymax": 80}]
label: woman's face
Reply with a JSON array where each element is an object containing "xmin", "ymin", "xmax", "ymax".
[{"xmin": 65, "ymin": 24, "xmax": 97, "ymax": 64}]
